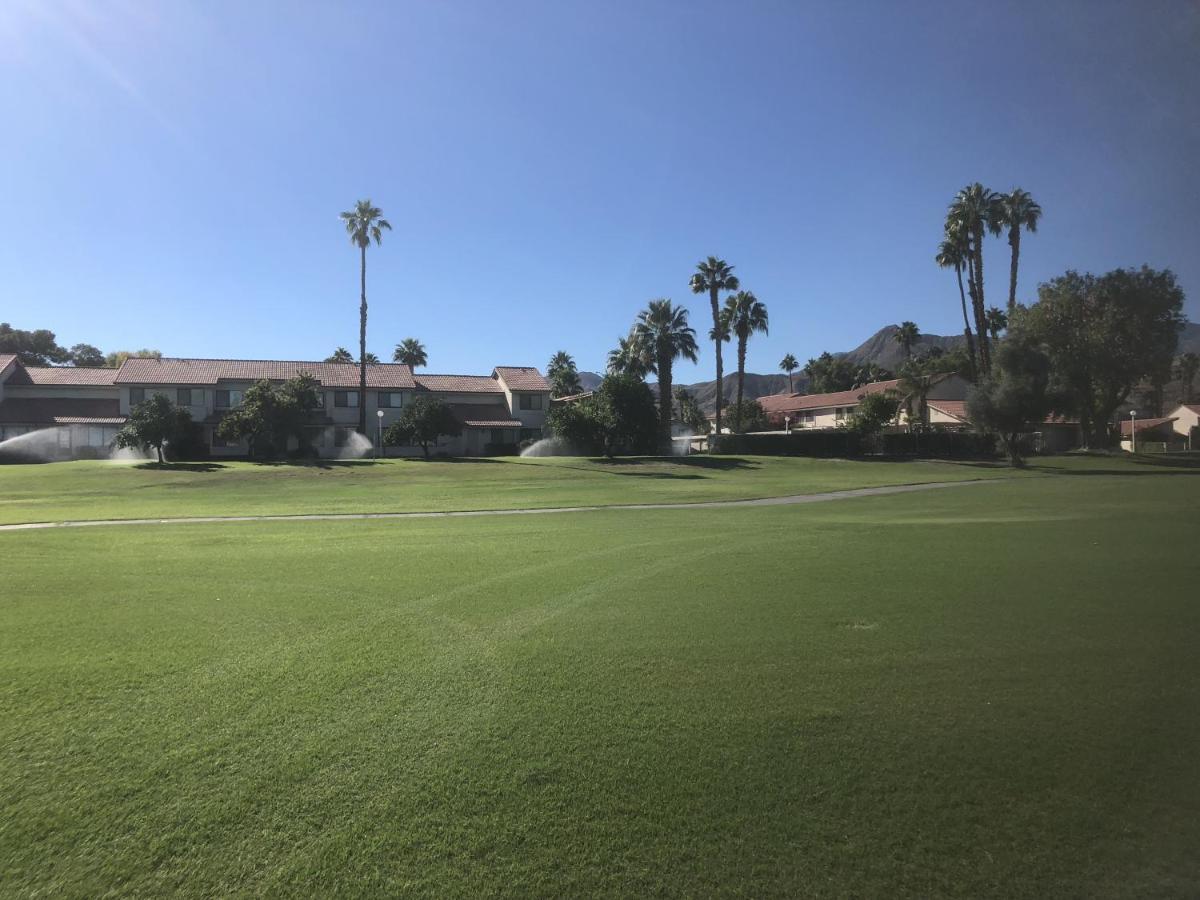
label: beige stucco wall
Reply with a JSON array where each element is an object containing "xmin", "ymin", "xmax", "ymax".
[{"xmin": 1168, "ymin": 405, "xmax": 1199, "ymax": 438}]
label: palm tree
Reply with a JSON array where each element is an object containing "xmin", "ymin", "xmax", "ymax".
[
  {"xmin": 984, "ymin": 306, "xmax": 1008, "ymax": 342},
  {"xmin": 722, "ymin": 291, "xmax": 769, "ymax": 432},
  {"xmin": 362, "ymin": 352, "xmax": 381, "ymax": 365},
  {"xmin": 607, "ymin": 331, "xmax": 653, "ymax": 380},
  {"xmin": 947, "ymin": 183, "xmax": 1002, "ymax": 372},
  {"xmin": 893, "ymin": 321, "xmax": 920, "ymax": 361},
  {"xmin": 897, "ymin": 368, "xmax": 935, "ymax": 433},
  {"xmin": 779, "ymin": 353, "xmax": 799, "ymax": 394},
  {"xmin": 996, "ymin": 188, "xmax": 1042, "ymax": 313},
  {"xmin": 325, "ymin": 347, "xmax": 354, "ymax": 363},
  {"xmin": 936, "ymin": 230, "xmax": 977, "ymax": 376},
  {"xmin": 689, "ymin": 257, "xmax": 739, "ymax": 436},
  {"xmin": 340, "ymin": 199, "xmax": 391, "ymax": 434},
  {"xmin": 854, "ymin": 362, "xmax": 892, "ymax": 387},
  {"xmin": 1176, "ymin": 352, "xmax": 1199, "ymax": 404},
  {"xmin": 393, "ymin": 338, "xmax": 427, "ymax": 369},
  {"xmin": 546, "ymin": 350, "xmax": 583, "ymax": 397},
  {"xmin": 633, "ymin": 299, "xmax": 699, "ymax": 449}
]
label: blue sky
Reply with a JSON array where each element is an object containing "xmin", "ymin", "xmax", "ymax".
[{"xmin": 2, "ymin": 1, "xmax": 1198, "ymax": 381}]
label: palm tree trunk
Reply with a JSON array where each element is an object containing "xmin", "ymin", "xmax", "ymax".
[
  {"xmin": 954, "ymin": 263, "xmax": 977, "ymax": 378},
  {"xmin": 735, "ymin": 337, "xmax": 747, "ymax": 432},
  {"xmin": 787, "ymin": 371, "xmax": 793, "ymax": 394},
  {"xmin": 969, "ymin": 231, "xmax": 990, "ymax": 373},
  {"xmin": 658, "ymin": 350, "xmax": 672, "ymax": 452},
  {"xmin": 710, "ymin": 286, "xmax": 723, "ymax": 435},
  {"xmin": 358, "ymin": 245, "xmax": 368, "ymax": 435},
  {"xmin": 1007, "ymin": 226, "xmax": 1020, "ymax": 313}
]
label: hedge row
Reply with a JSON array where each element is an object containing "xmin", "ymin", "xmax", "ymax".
[{"xmin": 710, "ymin": 429, "xmax": 999, "ymax": 459}]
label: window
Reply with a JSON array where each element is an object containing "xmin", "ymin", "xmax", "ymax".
[
  {"xmin": 518, "ymin": 394, "xmax": 544, "ymax": 411},
  {"xmin": 129, "ymin": 387, "xmax": 145, "ymax": 405},
  {"xmin": 314, "ymin": 392, "xmax": 325, "ymax": 408},
  {"xmin": 490, "ymin": 429, "xmax": 516, "ymax": 444},
  {"xmin": 378, "ymin": 391, "xmax": 404, "ymax": 408},
  {"xmin": 178, "ymin": 388, "xmax": 200, "ymax": 407},
  {"xmin": 334, "ymin": 391, "xmax": 359, "ymax": 408},
  {"xmin": 215, "ymin": 389, "xmax": 244, "ymax": 409}
]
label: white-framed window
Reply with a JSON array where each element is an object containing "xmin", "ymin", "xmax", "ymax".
[
  {"xmin": 314, "ymin": 392, "xmax": 325, "ymax": 408},
  {"xmin": 334, "ymin": 391, "xmax": 359, "ymax": 408},
  {"xmin": 178, "ymin": 388, "xmax": 202, "ymax": 407},
  {"xmin": 378, "ymin": 391, "xmax": 404, "ymax": 408},
  {"xmin": 518, "ymin": 394, "xmax": 544, "ymax": 411},
  {"xmin": 129, "ymin": 387, "xmax": 145, "ymax": 405}
]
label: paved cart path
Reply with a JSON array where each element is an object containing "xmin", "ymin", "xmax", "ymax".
[{"xmin": 0, "ymin": 478, "xmax": 1002, "ymax": 532}]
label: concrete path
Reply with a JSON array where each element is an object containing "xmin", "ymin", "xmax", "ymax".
[{"xmin": 0, "ymin": 479, "xmax": 1000, "ymax": 532}]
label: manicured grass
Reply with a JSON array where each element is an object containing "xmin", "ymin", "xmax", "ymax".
[
  {"xmin": 0, "ymin": 454, "xmax": 1025, "ymax": 525},
  {"xmin": 2, "ymin": 463, "xmax": 1198, "ymax": 896}
]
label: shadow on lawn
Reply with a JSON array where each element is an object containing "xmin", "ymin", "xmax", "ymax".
[
  {"xmin": 134, "ymin": 462, "xmax": 227, "ymax": 473},
  {"xmin": 1028, "ymin": 452, "xmax": 1200, "ymax": 477}
]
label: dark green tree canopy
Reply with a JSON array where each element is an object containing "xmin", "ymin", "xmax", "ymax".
[
  {"xmin": 723, "ymin": 399, "xmax": 768, "ymax": 433},
  {"xmin": 0, "ymin": 323, "xmax": 70, "ymax": 366},
  {"xmin": 803, "ymin": 352, "xmax": 859, "ymax": 393},
  {"xmin": 393, "ymin": 338, "xmax": 428, "ymax": 369},
  {"xmin": 966, "ymin": 331, "xmax": 1057, "ymax": 467},
  {"xmin": 383, "ymin": 396, "xmax": 463, "ymax": 458},
  {"xmin": 216, "ymin": 374, "xmax": 322, "ymax": 459},
  {"xmin": 1019, "ymin": 266, "xmax": 1185, "ymax": 447},
  {"xmin": 325, "ymin": 348, "xmax": 354, "ymax": 363},
  {"xmin": 848, "ymin": 391, "xmax": 899, "ymax": 435},
  {"xmin": 68, "ymin": 344, "xmax": 106, "ymax": 367},
  {"xmin": 545, "ymin": 374, "xmax": 658, "ymax": 457},
  {"xmin": 546, "ymin": 350, "xmax": 583, "ymax": 398},
  {"xmin": 114, "ymin": 393, "xmax": 194, "ymax": 464}
]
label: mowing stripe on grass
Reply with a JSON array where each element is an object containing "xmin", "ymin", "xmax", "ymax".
[{"xmin": 0, "ymin": 478, "xmax": 999, "ymax": 531}]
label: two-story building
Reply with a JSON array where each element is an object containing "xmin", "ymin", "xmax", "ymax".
[
  {"xmin": 0, "ymin": 354, "xmax": 550, "ymax": 460},
  {"xmin": 757, "ymin": 374, "xmax": 972, "ymax": 430}
]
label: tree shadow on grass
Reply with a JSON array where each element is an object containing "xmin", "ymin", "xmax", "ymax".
[
  {"xmin": 134, "ymin": 462, "xmax": 227, "ymax": 473},
  {"xmin": 588, "ymin": 456, "xmax": 760, "ymax": 471}
]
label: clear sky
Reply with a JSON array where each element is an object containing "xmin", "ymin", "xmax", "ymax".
[{"xmin": 2, "ymin": 0, "xmax": 1198, "ymax": 380}]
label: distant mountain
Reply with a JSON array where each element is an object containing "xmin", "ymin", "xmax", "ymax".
[{"xmin": 837, "ymin": 324, "xmax": 967, "ymax": 372}]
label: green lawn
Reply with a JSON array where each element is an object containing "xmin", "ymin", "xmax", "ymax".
[
  {"xmin": 2, "ymin": 457, "xmax": 1199, "ymax": 896},
  {"xmin": 0, "ymin": 454, "xmax": 1026, "ymax": 525}
]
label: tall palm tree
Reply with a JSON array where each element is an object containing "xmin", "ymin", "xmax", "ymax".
[
  {"xmin": 546, "ymin": 350, "xmax": 583, "ymax": 397},
  {"xmin": 984, "ymin": 306, "xmax": 1008, "ymax": 342},
  {"xmin": 633, "ymin": 299, "xmax": 699, "ymax": 449},
  {"xmin": 722, "ymin": 291, "xmax": 769, "ymax": 432},
  {"xmin": 1176, "ymin": 352, "xmax": 1199, "ymax": 404},
  {"xmin": 947, "ymin": 183, "xmax": 1002, "ymax": 372},
  {"xmin": 893, "ymin": 321, "xmax": 920, "ymax": 361},
  {"xmin": 689, "ymin": 257, "xmax": 739, "ymax": 436},
  {"xmin": 340, "ymin": 199, "xmax": 391, "ymax": 434},
  {"xmin": 607, "ymin": 331, "xmax": 653, "ymax": 380},
  {"xmin": 779, "ymin": 353, "xmax": 799, "ymax": 394},
  {"xmin": 897, "ymin": 369, "xmax": 935, "ymax": 432},
  {"xmin": 935, "ymin": 230, "xmax": 977, "ymax": 376},
  {"xmin": 996, "ymin": 188, "xmax": 1042, "ymax": 313},
  {"xmin": 325, "ymin": 347, "xmax": 354, "ymax": 363},
  {"xmin": 393, "ymin": 338, "xmax": 427, "ymax": 369}
]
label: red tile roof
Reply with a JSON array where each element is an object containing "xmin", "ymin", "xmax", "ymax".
[
  {"xmin": 6, "ymin": 366, "xmax": 120, "ymax": 386},
  {"xmin": 448, "ymin": 403, "xmax": 523, "ymax": 427},
  {"xmin": 494, "ymin": 366, "xmax": 550, "ymax": 391},
  {"xmin": 0, "ymin": 397, "xmax": 124, "ymax": 424},
  {"xmin": 758, "ymin": 379, "xmax": 902, "ymax": 415},
  {"xmin": 927, "ymin": 399, "xmax": 969, "ymax": 422},
  {"xmin": 0, "ymin": 354, "xmax": 18, "ymax": 375},
  {"xmin": 1179, "ymin": 404, "xmax": 1200, "ymax": 414},
  {"xmin": 115, "ymin": 357, "xmax": 416, "ymax": 388},
  {"xmin": 415, "ymin": 374, "xmax": 503, "ymax": 394},
  {"xmin": 1119, "ymin": 416, "xmax": 1177, "ymax": 436}
]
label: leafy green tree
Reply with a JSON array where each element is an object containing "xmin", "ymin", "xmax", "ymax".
[
  {"xmin": 779, "ymin": 353, "xmax": 799, "ymax": 394},
  {"xmin": 854, "ymin": 362, "xmax": 893, "ymax": 386},
  {"xmin": 393, "ymin": 338, "xmax": 427, "ymax": 369},
  {"xmin": 907, "ymin": 345, "xmax": 973, "ymax": 378},
  {"xmin": 325, "ymin": 348, "xmax": 354, "ymax": 363},
  {"xmin": 936, "ymin": 230, "xmax": 978, "ymax": 376},
  {"xmin": 545, "ymin": 374, "xmax": 658, "ymax": 457},
  {"xmin": 722, "ymin": 399, "xmax": 768, "ymax": 432},
  {"xmin": 547, "ymin": 350, "xmax": 583, "ymax": 397},
  {"xmin": 689, "ymin": 257, "xmax": 739, "ymax": 435},
  {"xmin": 893, "ymin": 321, "xmax": 920, "ymax": 361},
  {"xmin": 803, "ymin": 352, "xmax": 859, "ymax": 393},
  {"xmin": 1175, "ymin": 352, "xmax": 1199, "ymax": 404},
  {"xmin": 996, "ymin": 188, "xmax": 1042, "ymax": 313},
  {"xmin": 383, "ymin": 396, "xmax": 462, "ymax": 458},
  {"xmin": 674, "ymin": 386, "xmax": 710, "ymax": 434},
  {"xmin": 1020, "ymin": 267, "xmax": 1186, "ymax": 448},
  {"xmin": 114, "ymin": 393, "xmax": 193, "ymax": 463},
  {"xmin": 339, "ymin": 199, "xmax": 391, "ymax": 435},
  {"xmin": 105, "ymin": 349, "xmax": 161, "ymax": 368},
  {"xmin": 606, "ymin": 331, "xmax": 653, "ymax": 380},
  {"xmin": 0, "ymin": 323, "xmax": 69, "ymax": 366},
  {"xmin": 848, "ymin": 391, "xmax": 899, "ymax": 435},
  {"xmin": 947, "ymin": 183, "xmax": 1003, "ymax": 372},
  {"xmin": 217, "ymin": 375, "xmax": 322, "ymax": 458},
  {"xmin": 633, "ymin": 299, "xmax": 699, "ymax": 449},
  {"xmin": 68, "ymin": 344, "xmax": 105, "ymax": 367},
  {"xmin": 966, "ymin": 332, "xmax": 1056, "ymax": 467},
  {"xmin": 721, "ymin": 291, "xmax": 768, "ymax": 432}
]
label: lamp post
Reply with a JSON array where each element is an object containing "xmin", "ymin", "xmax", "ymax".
[
  {"xmin": 1129, "ymin": 409, "xmax": 1137, "ymax": 454},
  {"xmin": 376, "ymin": 409, "xmax": 384, "ymax": 460}
]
